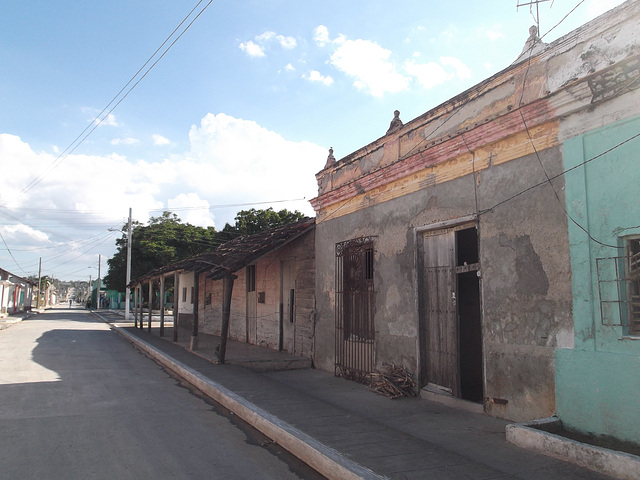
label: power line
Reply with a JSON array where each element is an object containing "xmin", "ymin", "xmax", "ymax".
[{"xmin": 15, "ymin": 0, "xmax": 215, "ymax": 200}]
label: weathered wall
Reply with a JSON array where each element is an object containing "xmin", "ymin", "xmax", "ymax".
[
  {"xmin": 314, "ymin": 144, "xmax": 572, "ymax": 421},
  {"xmin": 198, "ymin": 229, "xmax": 315, "ymax": 358},
  {"xmin": 312, "ymin": 0, "xmax": 640, "ymax": 423},
  {"xmin": 199, "ymin": 270, "xmax": 248, "ymax": 342}
]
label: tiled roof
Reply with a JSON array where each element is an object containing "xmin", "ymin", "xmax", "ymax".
[{"xmin": 131, "ymin": 217, "xmax": 315, "ymax": 284}]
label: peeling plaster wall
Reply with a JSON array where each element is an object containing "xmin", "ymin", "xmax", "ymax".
[
  {"xmin": 314, "ymin": 146, "xmax": 572, "ymax": 422},
  {"xmin": 312, "ymin": 0, "xmax": 640, "ymax": 423},
  {"xmin": 199, "ymin": 230, "xmax": 315, "ymax": 358}
]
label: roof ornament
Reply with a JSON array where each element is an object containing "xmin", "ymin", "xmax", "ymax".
[
  {"xmin": 386, "ymin": 110, "xmax": 403, "ymax": 135},
  {"xmin": 324, "ymin": 147, "xmax": 336, "ymax": 169},
  {"xmin": 515, "ymin": 25, "xmax": 547, "ymax": 62}
]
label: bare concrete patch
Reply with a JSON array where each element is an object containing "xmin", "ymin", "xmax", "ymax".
[{"xmin": 506, "ymin": 417, "xmax": 640, "ymax": 480}]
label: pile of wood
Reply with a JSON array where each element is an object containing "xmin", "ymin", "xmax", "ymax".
[{"xmin": 370, "ymin": 363, "xmax": 417, "ymax": 399}]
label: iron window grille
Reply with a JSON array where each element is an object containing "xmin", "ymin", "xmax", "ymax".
[
  {"xmin": 596, "ymin": 237, "xmax": 640, "ymax": 335},
  {"xmin": 335, "ymin": 236, "xmax": 376, "ymax": 382}
]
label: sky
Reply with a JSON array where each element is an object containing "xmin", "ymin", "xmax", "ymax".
[{"xmin": 0, "ymin": 0, "xmax": 626, "ymax": 282}]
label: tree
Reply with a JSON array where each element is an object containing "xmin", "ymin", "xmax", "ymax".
[
  {"xmin": 221, "ymin": 208, "xmax": 305, "ymax": 237},
  {"xmin": 104, "ymin": 208, "xmax": 306, "ymax": 292}
]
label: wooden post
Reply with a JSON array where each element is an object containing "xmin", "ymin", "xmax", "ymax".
[
  {"xmin": 147, "ymin": 280, "xmax": 152, "ymax": 333},
  {"xmin": 218, "ymin": 273, "xmax": 237, "ymax": 364},
  {"xmin": 138, "ymin": 285, "xmax": 143, "ymax": 329},
  {"xmin": 134, "ymin": 285, "xmax": 138, "ymax": 328},
  {"xmin": 159, "ymin": 275, "xmax": 165, "ymax": 337},
  {"xmin": 173, "ymin": 271, "xmax": 180, "ymax": 342},
  {"xmin": 190, "ymin": 271, "xmax": 199, "ymax": 350}
]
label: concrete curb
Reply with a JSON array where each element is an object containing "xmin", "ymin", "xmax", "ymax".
[
  {"xmin": 506, "ymin": 417, "xmax": 640, "ymax": 480},
  {"xmin": 110, "ymin": 323, "xmax": 385, "ymax": 480}
]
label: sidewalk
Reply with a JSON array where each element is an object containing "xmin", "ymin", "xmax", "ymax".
[
  {"xmin": 0, "ymin": 309, "xmax": 37, "ymax": 330},
  {"xmin": 96, "ymin": 310, "xmax": 621, "ymax": 480}
]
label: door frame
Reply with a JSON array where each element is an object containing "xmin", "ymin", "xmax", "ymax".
[{"xmin": 414, "ymin": 215, "xmax": 483, "ymax": 396}]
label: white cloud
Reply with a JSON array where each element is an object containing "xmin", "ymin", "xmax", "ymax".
[
  {"xmin": 256, "ymin": 31, "xmax": 276, "ymax": 42},
  {"xmin": 240, "ymin": 31, "xmax": 297, "ymax": 57},
  {"xmin": 440, "ymin": 57, "xmax": 471, "ymax": 79},
  {"xmin": 277, "ymin": 35, "xmax": 297, "ymax": 49},
  {"xmin": 313, "ymin": 25, "xmax": 330, "ymax": 46},
  {"xmin": 486, "ymin": 29, "xmax": 504, "ymax": 41},
  {"xmin": 153, "ymin": 134, "xmax": 170, "ymax": 146},
  {"xmin": 89, "ymin": 112, "xmax": 118, "ymax": 127},
  {"xmin": 404, "ymin": 57, "xmax": 471, "ymax": 89},
  {"xmin": 167, "ymin": 193, "xmax": 214, "ymax": 227},
  {"xmin": 405, "ymin": 60, "xmax": 452, "ymax": 89},
  {"xmin": 111, "ymin": 137, "xmax": 140, "ymax": 145},
  {"xmin": 0, "ymin": 114, "xmax": 324, "ymax": 278},
  {"xmin": 0, "ymin": 224, "xmax": 50, "ymax": 244},
  {"xmin": 330, "ymin": 39, "xmax": 410, "ymax": 97},
  {"xmin": 303, "ymin": 70, "xmax": 334, "ymax": 86},
  {"xmin": 239, "ymin": 40, "xmax": 266, "ymax": 58},
  {"xmin": 284, "ymin": 63, "xmax": 295, "ymax": 72}
]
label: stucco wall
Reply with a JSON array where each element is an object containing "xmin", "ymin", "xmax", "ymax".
[
  {"xmin": 557, "ymin": 113, "xmax": 640, "ymax": 444},
  {"xmin": 314, "ymin": 144, "xmax": 572, "ymax": 421}
]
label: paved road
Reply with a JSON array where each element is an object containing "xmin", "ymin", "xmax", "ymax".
[{"xmin": 0, "ymin": 308, "xmax": 324, "ymax": 479}]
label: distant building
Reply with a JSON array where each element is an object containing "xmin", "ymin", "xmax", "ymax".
[{"xmin": 0, "ymin": 268, "xmax": 35, "ymax": 316}]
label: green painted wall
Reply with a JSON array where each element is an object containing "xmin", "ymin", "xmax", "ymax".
[{"xmin": 557, "ymin": 115, "xmax": 640, "ymax": 444}]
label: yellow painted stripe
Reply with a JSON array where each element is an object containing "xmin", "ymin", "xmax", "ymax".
[{"xmin": 317, "ymin": 120, "xmax": 559, "ymax": 223}]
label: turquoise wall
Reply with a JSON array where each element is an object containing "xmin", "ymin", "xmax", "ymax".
[{"xmin": 557, "ymin": 115, "xmax": 640, "ymax": 444}]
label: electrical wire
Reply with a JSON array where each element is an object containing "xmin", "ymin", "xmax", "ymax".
[{"xmin": 15, "ymin": 0, "xmax": 215, "ymax": 199}]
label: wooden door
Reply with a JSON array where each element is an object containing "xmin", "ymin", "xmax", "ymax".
[
  {"xmin": 420, "ymin": 228, "xmax": 459, "ymax": 395},
  {"xmin": 280, "ymin": 259, "xmax": 296, "ymax": 353}
]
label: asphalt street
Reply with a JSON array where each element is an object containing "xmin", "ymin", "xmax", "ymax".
[{"xmin": 0, "ymin": 307, "xmax": 324, "ymax": 479}]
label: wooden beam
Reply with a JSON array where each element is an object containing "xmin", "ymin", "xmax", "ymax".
[{"xmin": 218, "ymin": 273, "xmax": 237, "ymax": 364}]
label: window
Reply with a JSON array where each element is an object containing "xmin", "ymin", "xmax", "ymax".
[
  {"xmin": 336, "ymin": 237, "xmax": 375, "ymax": 341},
  {"xmin": 335, "ymin": 237, "xmax": 376, "ymax": 382},
  {"xmin": 246, "ymin": 265, "xmax": 256, "ymax": 293},
  {"xmin": 190, "ymin": 286, "xmax": 195, "ymax": 305},
  {"xmin": 182, "ymin": 287, "xmax": 187, "ymax": 303},
  {"xmin": 596, "ymin": 236, "xmax": 640, "ymax": 335},
  {"xmin": 205, "ymin": 293, "xmax": 212, "ymax": 306},
  {"xmin": 627, "ymin": 238, "xmax": 640, "ymax": 335}
]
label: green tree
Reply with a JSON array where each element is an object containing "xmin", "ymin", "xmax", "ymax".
[{"xmin": 221, "ymin": 208, "xmax": 305, "ymax": 237}]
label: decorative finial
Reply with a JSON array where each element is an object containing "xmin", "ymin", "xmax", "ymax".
[
  {"xmin": 324, "ymin": 147, "xmax": 336, "ymax": 168},
  {"xmin": 386, "ymin": 110, "xmax": 403, "ymax": 134}
]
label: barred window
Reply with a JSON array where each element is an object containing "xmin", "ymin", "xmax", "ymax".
[
  {"xmin": 336, "ymin": 237, "xmax": 375, "ymax": 341},
  {"xmin": 627, "ymin": 238, "xmax": 640, "ymax": 335},
  {"xmin": 596, "ymin": 236, "xmax": 640, "ymax": 335}
]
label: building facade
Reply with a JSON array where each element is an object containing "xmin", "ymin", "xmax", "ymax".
[{"xmin": 311, "ymin": 1, "xmax": 640, "ymax": 426}]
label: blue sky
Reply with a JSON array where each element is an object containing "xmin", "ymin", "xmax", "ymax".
[{"xmin": 0, "ymin": 0, "xmax": 625, "ymax": 281}]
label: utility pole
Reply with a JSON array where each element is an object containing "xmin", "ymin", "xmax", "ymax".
[
  {"xmin": 96, "ymin": 255, "xmax": 101, "ymax": 310},
  {"xmin": 125, "ymin": 208, "xmax": 132, "ymax": 321}
]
